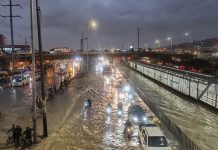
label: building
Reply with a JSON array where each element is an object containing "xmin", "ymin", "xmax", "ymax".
[
  {"xmin": 0, "ymin": 34, "xmax": 6, "ymax": 45},
  {"xmin": 49, "ymin": 47, "xmax": 70, "ymax": 53},
  {"xmin": 0, "ymin": 45, "xmax": 31, "ymax": 54}
]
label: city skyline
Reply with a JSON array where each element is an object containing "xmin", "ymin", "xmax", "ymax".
[{"xmin": 0, "ymin": 0, "xmax": 218, "ymax": 50}]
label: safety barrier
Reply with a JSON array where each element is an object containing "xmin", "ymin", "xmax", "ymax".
[
  {"xmin": 136, "ymin": 87, "xmax": 201, "ymax": 150},
  {"xmin": 130, "ymin": 61, "xmax": 218, "ymax": 109}
]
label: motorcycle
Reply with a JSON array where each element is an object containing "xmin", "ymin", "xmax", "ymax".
[
  {"xmin": 106, "ymin": 103, "xmax": 112, "ymax": 115},
  {"xmin": 117, "ymin": 102, "xmax": 123, "ymax": 116},
  {"xmin": 124, "ymin": 126, "xmax": 133, "ymax": 140}
]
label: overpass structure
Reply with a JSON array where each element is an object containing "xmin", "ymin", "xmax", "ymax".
[
  {"xmin": 0, "ymin": 51, "xmax": 195, "ymax": 60},
  {"xmin": 129, "ymin": 61, "xmax": 218, "ymax": 109}
]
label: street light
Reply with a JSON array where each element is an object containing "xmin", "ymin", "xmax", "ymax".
[
  {"xmin": 155, "ymin": 40, "xmax": 160, "ymax": 48},
  {"xmin": 167, "ymin": 37, "xmax": 173, "ymax": 52},
  {"xmin": 185, "ymin": 32, "xmax": 192, "ymax": 62},
  {"xmin": 185, "ymin": 32, "xmax": 192, "ymax": 49},
  {"xmin": 86, "ymin": 19, "xmax": 98, "ymax": 75}
]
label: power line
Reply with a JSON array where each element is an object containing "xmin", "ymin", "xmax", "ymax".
[{"xmin": 1, "ymin": 0, "xmax": 22, "ymax": 73}]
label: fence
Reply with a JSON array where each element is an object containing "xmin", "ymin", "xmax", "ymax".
[
  {"xmin": 128, "ymin": 61, "xmax": 203, "ymax": 149},
  {"xmin": 136, "ymin": 88, "xmax": 201, "ymax": 150},
  {"xmin": 130, "ymin": 61, "xmax": 218, "ymax": 109}
]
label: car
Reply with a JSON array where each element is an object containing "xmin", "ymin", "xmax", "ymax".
[
  {"xmin": 139, "ymin": 124, "xmax": 172, "ymax": 150},
  {"xmin": 11, "ymin": 74, "xmax": 29, "ymax": 86},
  {"xmin": 24, "ymin": 71, "xmax": 40, "ymax": 81},
  {"xmin": 128, "ymin": 105, "xmax": 147, "ymax": 124}
]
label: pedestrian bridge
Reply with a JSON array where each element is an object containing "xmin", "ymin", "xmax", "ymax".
[{"xmin": 129, "ymin": 61, "xmax": 218, "ymax": 109}]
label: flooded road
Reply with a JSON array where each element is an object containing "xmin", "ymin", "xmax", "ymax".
[
  {"xmin": 1, "ymin": 60, "xmax": 180, "ymax": 150},
  {"xmin": 34, "ymin": 67, "xmax": 141, "ymax": 150},
  {"xmin": 118, "ymin": 64, "xmax": 218, "ymax": 150}
]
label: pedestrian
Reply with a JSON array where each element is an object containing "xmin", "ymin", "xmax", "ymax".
[
  {"xmin": 36, "ymin": 96, "xmax": 42, "ymax": 109},
  {"xmin": 7, "ymin": 124, "xmax": 16, "ymax": 143},
  {"xmin": 23, "ymin": 127, "xmax": 33, "ymax": 144},
  {"xmin": 14, "ymin": 125, "xmax": 22, "ymax": 145}
]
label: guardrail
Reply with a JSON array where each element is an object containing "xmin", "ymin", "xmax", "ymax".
[
  {"xmin": 129, "ymin": 61, "xmax": 218, "ymax": 109},
  {"xmin": 136, "ymin": 87, "xmax": 200, "ymax": 150}
]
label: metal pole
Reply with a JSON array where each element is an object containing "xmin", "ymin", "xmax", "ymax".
[
  {"xmin": 36, "ymin": 0, "xmax": 48, "ymax": 137},
  {"xmin": 86, "ymin": 25, "xmax": 89, "ymax": 75},
  {"xmin": 189, "ymin": 35, "xmax": 192, "ymax": 48},
  {"xmin": 30, "ymin": 0, "xmax": 37, "ymax": 143},
  {"xmin": 171, "ymin": 39, "xmax": 173, "ymax": 52},
  {"xmin": 137, "ymin": 28, "xmax": 140, "ymax": 50},
  {"xmin": 9, "ymin": 0, "xmax": 15, "ymax": 73}
]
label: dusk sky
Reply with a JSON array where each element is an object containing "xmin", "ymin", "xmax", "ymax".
[{"xmin": 0, "ymin": 0, "xmax": 218, "ymax": 50}]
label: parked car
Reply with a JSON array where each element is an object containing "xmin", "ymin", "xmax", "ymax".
[{"xmin": 11, "ymin": 74, "xmax": 29, "ymax": 86}]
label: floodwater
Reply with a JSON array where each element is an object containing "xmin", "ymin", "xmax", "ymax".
[{"xmin": 118, "ymin": 64, "xmax": 218, "ymax": 150}]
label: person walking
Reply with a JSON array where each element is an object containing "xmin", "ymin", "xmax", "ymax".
[
  {"xmin": 23, "ymin": 127, "xmax": 33, "ymax": 144},
  {"xmin": 7, "ymin": 124, "xmax": 16, "ymax": 143}
]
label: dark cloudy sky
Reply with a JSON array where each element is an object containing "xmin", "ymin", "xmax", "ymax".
[{"xmin": 0, "ymin": 0, "xmax": 218, "ymax": 50}]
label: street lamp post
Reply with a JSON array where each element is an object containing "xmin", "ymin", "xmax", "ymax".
[
  {"xmin": 30, "ymin": 0, "xmax": 37, "ymax": 143},
  {"xmin": 144, "ymin": 43, "xmax": 148, "ymax": 50},
  {"xmin": 185, "ymin": 32, "xmax": 192, "ymax": 62},
  {"xmin": 86, "ymin": 19, "xmax": 97, "ymax": 75},
  {"xmin": 155, "ymin": 40, "xmax": 160, "ymax": 48},
  {"xmin": 167, "ymin": 37, "xmax": 172, "ymax": 52},
  {"xmin": 36, "ymin": 0, "xmax": 48, "ymax": 137},
  {"xmin": 185, "ymin": 32, "xmax": 192, "ymax": 49}
]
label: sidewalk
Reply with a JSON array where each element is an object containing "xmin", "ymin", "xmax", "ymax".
[{"xmin": 0, "ymin": 72, "xmax": 87, "ymax": 149}]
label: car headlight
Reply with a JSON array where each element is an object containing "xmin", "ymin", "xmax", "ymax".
[
  {"xmin": 12, "ymin": 79, "xmax": 16, "ymax": 83},
  {"xmin": 119, "ymin": 93, "xmax": 124, "ymax": 99},
  {"xmin": 118, "ymin": 110, "xmax": 122, "ymax": 115},
  {"xmin": 106, "ymin": 107, "xmax": 112, "ymax": 113},
  {"xmin": 128, "ymin": 94, "xmax": 132, "ymax": 99},
  {"xmin": 124, "ymin": 85, "xmax": 130, "ymax": 92},
  {"xmin": 133, "ymin": 116, "xmax": 138, "ymax": 122},
  {"xmin": 143, "ymin": 117, "xmax": 147, "ymax": 122}
]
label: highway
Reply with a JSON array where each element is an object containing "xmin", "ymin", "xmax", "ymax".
[{"xmin": 118, "ymin": 64, "xmax": 218, "ymax": 150}]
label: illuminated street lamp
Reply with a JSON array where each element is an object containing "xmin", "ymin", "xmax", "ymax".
[
  {"xmin": 155, "ymin": 40, "xmax": 160, "ymax": 48},
  {"xmin": 185, "ymin": 32, "xmax": 192, "ymax": 61},
  {"xmin": 144, "ymin": 43, "xmax": 147, "ymax": 49},
  {"xmin": 185, "ymin": 32, "xmax": 192, "ymax": 49},
  {"xmin": 86, "ymin": 19, "xmax": 98, "ymax": 75},
  {"xmin": 167, "ymin": 37, "xmax": 173, "ymax": 51}
]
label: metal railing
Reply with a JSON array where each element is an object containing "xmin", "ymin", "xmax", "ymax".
[
  {"xmin": 136, "ymin": 87, "xmax": 201, "ymax": 150},
  {"xmin": 130, "ymin": 61, "xmax": 218, "ymax": 109}
]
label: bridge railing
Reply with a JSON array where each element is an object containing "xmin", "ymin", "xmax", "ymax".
[{"xmin": 130, "ymin": 61, "xmax": 218, "ymax": 109}]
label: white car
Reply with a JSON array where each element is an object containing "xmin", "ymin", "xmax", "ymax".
[
  {"xmin": 11, "ymin": 74, "xmax": 29, "ymax": 86},
  {"xmin": 139, "ymin": 124, "xmax": 172, "ymax": 150},
  {"xmin": 24, "ymin": 71, "xmax": 40, "ymax": 81}
]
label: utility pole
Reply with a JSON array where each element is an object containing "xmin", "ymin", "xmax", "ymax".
[
  {"xmin": 137, "ymin": 28, "xmax": 140, "ymax": 51},
  {"xmin": 30, "ymin": 0, "xmax": 37, "ymax": 143},
  {"xmin": 1, "ymin": 0, "xmax": 22, "ymax": 73},
  {"xmin": 80, "ymin": 32, "xmax": 84, "ymax": 51},
  {"xmin": 36, "ymin": 0, "xmax": 48, "ymax": 137}
]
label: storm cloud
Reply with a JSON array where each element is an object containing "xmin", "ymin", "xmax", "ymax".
[{"xmin": 0, "ymin": 0, "xmax": 218, "ymax": 50}]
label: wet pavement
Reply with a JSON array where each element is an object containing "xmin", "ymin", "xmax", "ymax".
[
  {"xmin": 0, "ymin": 70, "xmax": 69, "ymax": 149},
  {"xmin": 33, "ymin": 66, "xmax": 142, "ymax": 150},
  {"xmin": 0, "ymin": 60, "xmax": 184, "ymax": 150},
  {"xmin": 118, "ymin": 64, "xmax": 218, "ymax": 150}
]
